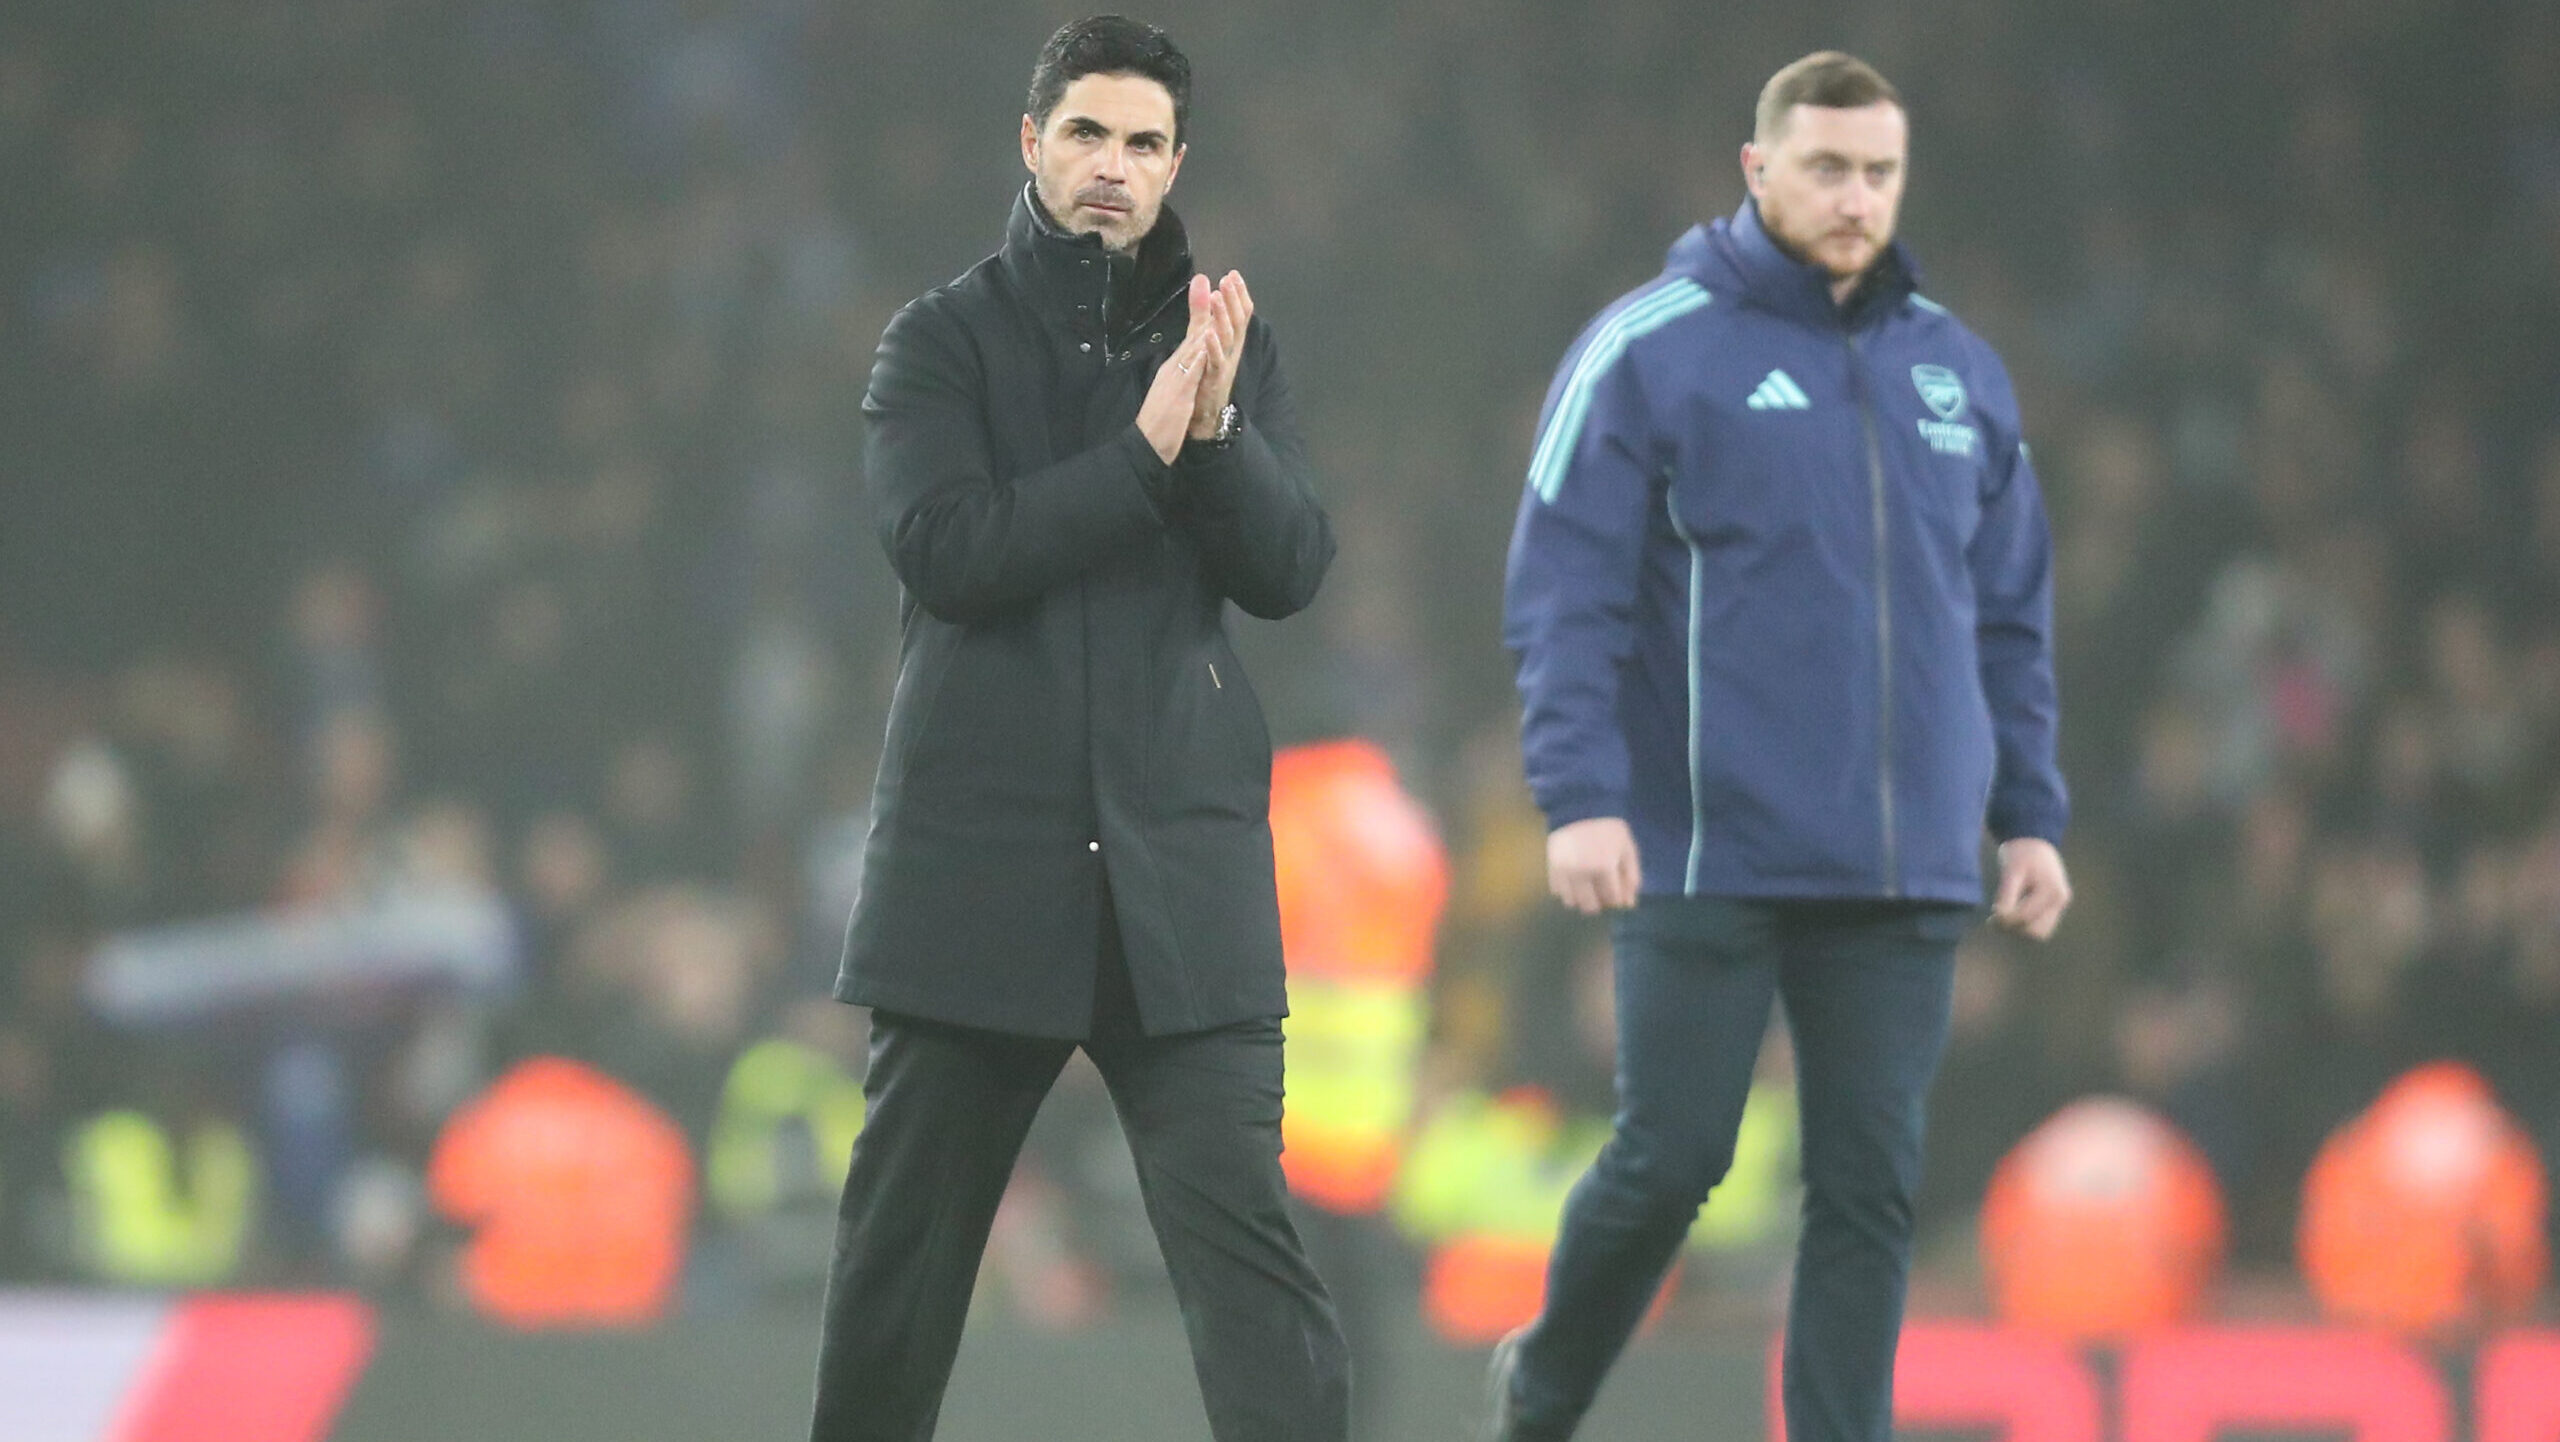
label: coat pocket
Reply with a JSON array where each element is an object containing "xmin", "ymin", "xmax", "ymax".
[{"xmin": 1155, "ymin": 645, "xmax": 1272, "ymax": 823}]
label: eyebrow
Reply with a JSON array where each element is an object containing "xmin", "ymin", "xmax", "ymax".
[
  {"xmin": 1057, "ymin": 112, "xmax": 1173, "ymax": 147},
  {"xmin": 1803, "ymin": 148, "xmax": 1901, "ymax": 168}
]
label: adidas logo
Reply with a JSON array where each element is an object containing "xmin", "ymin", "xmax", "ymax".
[{"xmin": 1746, "ymin": 370, "xmax": 1811, "ymax": 410}]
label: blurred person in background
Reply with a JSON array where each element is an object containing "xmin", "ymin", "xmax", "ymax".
[
  {"xmin": 809, "ymin": 17, "xmax": 1346, "ymax": 1442},
  {"xmin": 1268, "ymin": 738, "xmax": 1449, "ymax": 1441},
  {"xmin": 1492, "ymin": 52, "xmax": 2070, "ymax": 1442}
]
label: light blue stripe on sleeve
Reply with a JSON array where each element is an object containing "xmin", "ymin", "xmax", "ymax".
[{"xmin": 1527, "ymin": 280, "xmax": 1711, "ymax": 504}]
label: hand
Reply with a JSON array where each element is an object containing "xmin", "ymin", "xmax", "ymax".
[
  {"xmin": 1185, "ymin": 271, "xmax": 1253, "ymax": 440},
  {"xmin": 1137, "ymin": 325, "xmax": 1211, "ymax": 463},
  {"xmin": 1990, "ymin": 837, "xmax": 2072, "ymax": 940},
  {"xmin": 1548, "ymin": 817, "xmax": 1642, "ymax": 915}
]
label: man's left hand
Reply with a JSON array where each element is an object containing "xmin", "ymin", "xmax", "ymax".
[
  {"xmin": 1990, "ymin": 837, "xmax": 2072, "ymax": 941},
  {"xmin": 1185, "ymin": 270, "xmax": 1253, "ymax": 439}
]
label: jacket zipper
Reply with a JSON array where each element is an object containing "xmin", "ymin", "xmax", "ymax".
[
  {"xmin": 1846, "ymin": 332, "xmax": 1901, "ymax": 897},
  {"xmin": 1122, "ymin": 285, "xmax": 1184, "ymax": 357},
  {"xmin": 1098, "ymin": 260, "xmax": 1113, "ymax": 358},
  {"xmin": 1099, "ymin": 268, "xmax": 1186, "ymax": 362}
]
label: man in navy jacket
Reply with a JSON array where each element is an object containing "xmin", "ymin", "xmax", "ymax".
[{"xmin": 1492, "ymin": 52, "xmax": 2071, "ymax": 1442}]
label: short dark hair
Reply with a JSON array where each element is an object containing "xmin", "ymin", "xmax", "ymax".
[
  {"xmin": 1755, "ymin": 51, "xmax": 1902, "ymax": 142},
  {"xmin": 1026, "ymin": 16, "xmax": 1192, "ymax": 144}
]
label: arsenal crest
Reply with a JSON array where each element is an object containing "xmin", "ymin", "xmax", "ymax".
[{"xmin": 1911, "ymin": 365, "xmax": 1966, "ymax": 421}]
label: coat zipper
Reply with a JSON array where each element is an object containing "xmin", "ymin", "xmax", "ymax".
[
  {"xmin": 1098, "ymin": 260, "xmax": 1113, "ymax": 358},
  {"xmin": 1099, "ymin": 267, "xmax": 1186, "ymax": 362},
  {"xmin": 1122, "ymin": 285, "xmax": 1184, "ymax": 358},
  {"xmin": 1846, "ymin": 332, "xmax": 1901, "ymax": 897}
]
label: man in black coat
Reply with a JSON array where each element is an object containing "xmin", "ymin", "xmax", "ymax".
[{"xmin": 808, "ymin": 17, "xmax": 1349, "ymax": 1442}]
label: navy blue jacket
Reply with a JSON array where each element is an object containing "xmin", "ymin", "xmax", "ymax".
[{"xmin": 1503, "ymin": 201, "xmax": 2066, "ymax": 904}]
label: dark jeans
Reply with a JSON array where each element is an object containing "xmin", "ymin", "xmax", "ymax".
[
  {"xmin": 807, "ymin": 1004, "xmax": 1351, "ymax": 1441},
  {"xmin": 1507, "ymin": 897, "xmax": 1970, "ymax": 1442}
]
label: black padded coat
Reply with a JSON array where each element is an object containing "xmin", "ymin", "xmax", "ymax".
[{"xmin": 835, "ymin": 187, "xmax": 1334, "ymax": 1038}]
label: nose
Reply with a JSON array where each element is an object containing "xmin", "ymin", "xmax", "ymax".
[{"xmin": 1837, "ymin": 184, "xmax": 1886, "ymax": 230}]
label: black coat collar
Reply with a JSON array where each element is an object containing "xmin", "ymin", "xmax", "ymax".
[{"xmin": 1000, "ymin": 184, "xmax": 1193, "ymax": 343}]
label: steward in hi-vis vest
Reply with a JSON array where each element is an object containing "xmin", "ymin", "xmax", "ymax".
[
  {"xmin": 1270, "ymin": 739, "xmax": 1447, "ymax": 1216},
  {"xmin": 65, "ymin": 1109, "xmax": 256, "ymax": 1287}
]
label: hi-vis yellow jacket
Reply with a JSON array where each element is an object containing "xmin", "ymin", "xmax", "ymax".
[
  {"xmin": 1271, "ymin": 740, "xmax": 1448, "ymax": 1215},
  {"xmin": 65, "ymin": 1110, "xmax": 257, "ymax": 1286}
]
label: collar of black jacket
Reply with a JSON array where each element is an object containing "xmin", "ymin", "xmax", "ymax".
[{"xmin": 1004, "ymin": 183, "xmax": 1194, "ymax": 345}]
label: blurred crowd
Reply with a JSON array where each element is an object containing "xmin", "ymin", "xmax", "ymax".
[{"xmin": 1, "ymin": 0, "xmax": 2556, "ymax": 1329}]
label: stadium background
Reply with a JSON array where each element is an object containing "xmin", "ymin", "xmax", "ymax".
[{"xmin": 2, "ymin": 0, "xmax": 2557, "ymax": 1436}]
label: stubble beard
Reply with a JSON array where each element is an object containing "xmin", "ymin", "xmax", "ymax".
[
  {"xmin": 1781, "ymin": 216, "xmax": 1884, "ymax": 283},
  {"xmin": 1819, "ymin": 235, "xmax": 1881, "ymax": 281},
  {"xmin": 1090, "ymin": 206, "xmax": 1150, "ymax": 254},
  {"xmin": 1771, "ymin": 205, "xmax": 1884, "ymax": 285},
  {"xmin": 1037, "ymin": 171, "xmax": 1151, "ymax": 254}
]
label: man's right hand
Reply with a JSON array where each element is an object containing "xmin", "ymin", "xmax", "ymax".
[
  {"xmin": 1137, "ymin": 303, "xmax": 1212, "ymax": 463},
  {"xmin": 1548, "ymin": 817, "xmax": 1642, "ymax": 915}
]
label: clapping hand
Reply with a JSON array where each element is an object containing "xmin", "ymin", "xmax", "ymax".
[
  {"xmin": 1135, "ymin": 270, "xmax": 1253, "ymax": 462},
  {"xmin": 1185, "ymin": 271, "xmax": 1251, "ymax": 440},
  {"xmin": 1137, "ymin": 314, "xmax": 1212, "ymax": 462}
]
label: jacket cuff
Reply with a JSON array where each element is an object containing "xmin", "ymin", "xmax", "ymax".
[
  {"xmin": 1987, "ymin": 795, "xmax": 2068, "ymax": 847},
  {"xmin": 1537, "ymin": 789, "xmax": 1627, "ymax": 833},
  {"xmin": 1175, "ymin": 417, "xmax": 1246, "ymax": 469},
  {"xmin": 1173, "ymin": 420, "xmax": 1268, "ymax": 513},
  {"xmin": 1116, "ymin": 424, "xmax": 1179, "ymax": 517}
]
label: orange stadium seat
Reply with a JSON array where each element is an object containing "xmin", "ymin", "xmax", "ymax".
[
  {"xmin": 428, "ymin": 1056, "xmax": 697, "ymax": 1329},
  {"xmin": 1980, "ymin": 1097, "xmax": 2226, "ymax": 1338},
  {"xmin": 2298, "ymin": 1061, "xmax": 2548, "ymax": 1338}
]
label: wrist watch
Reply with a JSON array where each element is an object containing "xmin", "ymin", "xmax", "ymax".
[{"xmin": 1205, "ymin": 403, "xmax": 1242, "ymax": 448}]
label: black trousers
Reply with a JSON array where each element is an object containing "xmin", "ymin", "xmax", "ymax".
[{"xmin": 808, "ymin": 961, "xmax": 1350, "ymax": 1440}]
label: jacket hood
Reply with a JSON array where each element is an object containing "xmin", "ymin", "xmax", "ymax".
[
  {"xmin": 1001, "ymin": 183, "xmax": 1194, "ymax": 341},
  {"xmin": 1664, "ymin": 198, "xmax": 1922, "ymax": 330}
]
